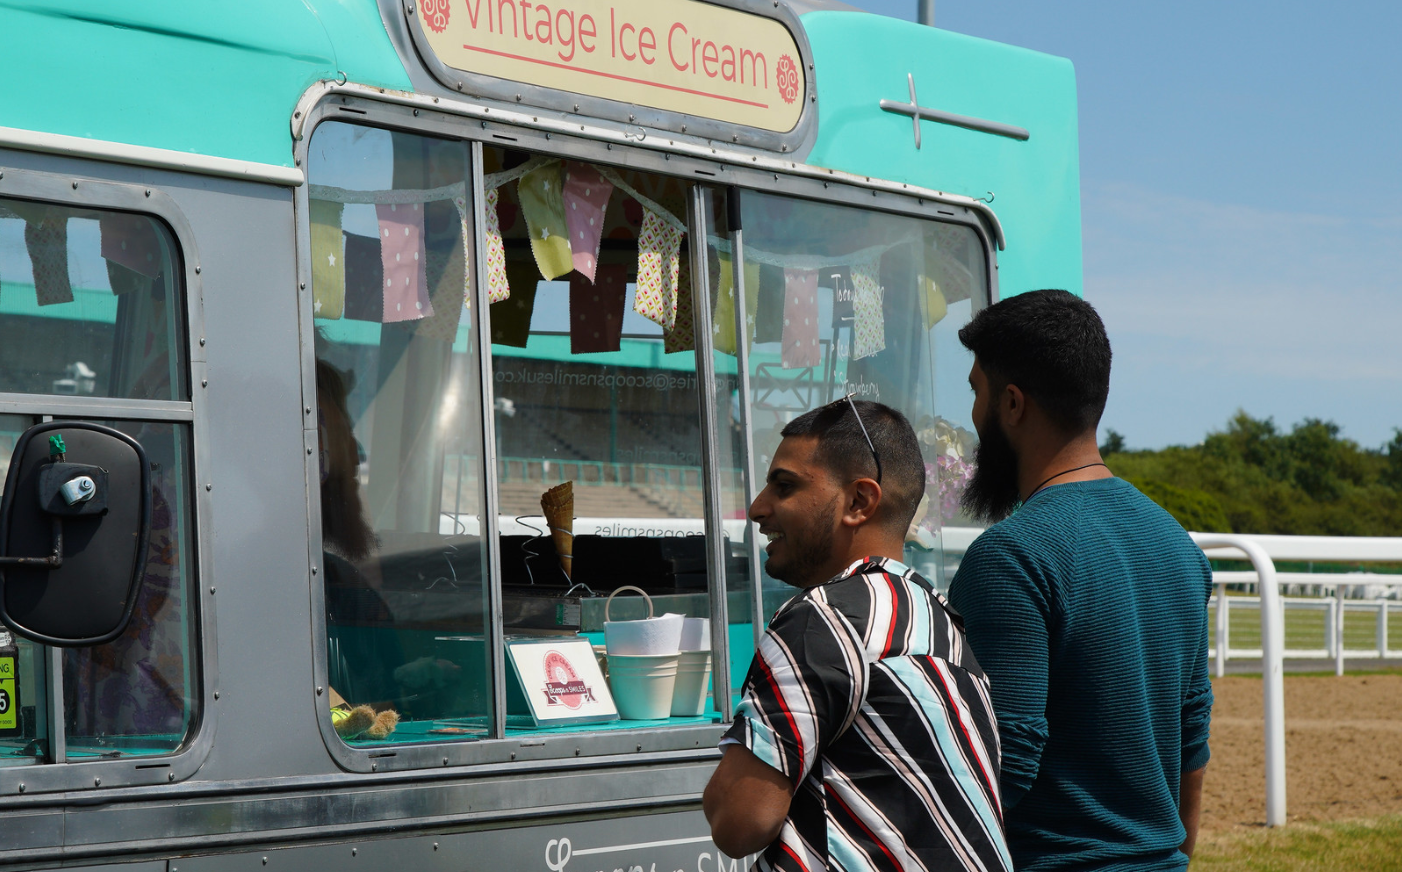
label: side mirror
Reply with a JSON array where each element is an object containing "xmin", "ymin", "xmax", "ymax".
[{"xmin": 0, "ymin": 422, "xmax": 151, "ymax": 647}]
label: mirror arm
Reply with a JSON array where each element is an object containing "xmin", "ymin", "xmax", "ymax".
[{"xmin": 0, "ymin": 516, "xmax": 63, "ymax": 569}]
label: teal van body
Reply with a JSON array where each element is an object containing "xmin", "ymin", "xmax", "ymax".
[
  {"xmin": 802, "ymin": 11, "xmax": 1083, "ymax": 297},
  {"xmin": 0, "ymin": 1, "xmax": 1081, "ymax": 296},
  {"xmin": 0, "ymin": 0, "xmax": 410, "ymax": 167}
]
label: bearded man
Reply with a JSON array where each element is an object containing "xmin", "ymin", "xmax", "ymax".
[
  {"xmin": 949, "ymin": 290, "xmax": 1213, "ymax": 871},
  {"xmin": 703, "ymin": 398, "xmax": 1012, "ymax": 872}
]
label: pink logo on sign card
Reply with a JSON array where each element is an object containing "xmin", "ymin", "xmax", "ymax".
[{"xmin": 541, "ymin": 650, "xmax": 595, "ymax": 710}]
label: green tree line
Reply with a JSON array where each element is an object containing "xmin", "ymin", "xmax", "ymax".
[{"xmin": 1101, "ymin": 413, "xmax": 1402, "ymax": 536}]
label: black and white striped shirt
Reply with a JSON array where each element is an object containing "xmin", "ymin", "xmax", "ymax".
[{"xmin": 723, "ymin": 557, "xmax": 1013, "ymax": 872}]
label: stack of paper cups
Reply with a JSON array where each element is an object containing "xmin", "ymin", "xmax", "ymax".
[
  {"xmin": 678, "ymin": 617, "xmax": 710, "ymax": 652},
  {"xmin": 604, "ymin": 612, "xmax": 684, "ymax": 655},
  {"xmin": 603, "ymin": 587, "xmax": 685, "ymax": 719}
]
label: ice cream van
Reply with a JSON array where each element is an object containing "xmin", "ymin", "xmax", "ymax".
[{"xmin": 0, "ymin": 0, "xmax": 1080, "ymax": 867}]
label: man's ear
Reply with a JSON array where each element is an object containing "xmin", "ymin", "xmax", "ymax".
[
  {"xmin": 1002, "ymin": 382, "xmax": 1028, "ymax": 428},
  {"xmin": 841, "ymin": 479, "xmax": 882, "ymax": 528}
]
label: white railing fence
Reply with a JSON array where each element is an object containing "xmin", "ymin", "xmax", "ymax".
[
  {"xmin": 941, "ymin": 528, "xmax": 1402, "ymax": 828},
  {"xmin": 1190, "ymin": 534, "xmax": 1288, "ymax": 828},
  {"xmin": 1210, "ymin": 574, "xmax": 1402, "ymax": 676}
]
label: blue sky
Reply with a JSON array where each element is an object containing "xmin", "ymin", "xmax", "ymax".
[{"xmin": 845, "ymin": 0, "xmax": 1402, "ymax": 450}]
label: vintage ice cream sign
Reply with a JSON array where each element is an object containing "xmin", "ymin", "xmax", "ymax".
[{"xmin": 414, "ymin": 0, "xmax": 806, "ymax": 132}]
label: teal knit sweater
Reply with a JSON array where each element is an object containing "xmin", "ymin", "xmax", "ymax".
[{"xmin": 949, "ymin": 478, "xmax": 1213, "ymax": 871}]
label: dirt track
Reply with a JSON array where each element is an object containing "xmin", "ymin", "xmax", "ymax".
[{"xmin": 1203, "ymin": 673, "xmax": 1402, "ymax": 831}]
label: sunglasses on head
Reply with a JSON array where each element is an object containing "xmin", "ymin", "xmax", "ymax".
[{"xmin": 827, "ymin": 392, "xmax": 882, "ymax": 484}]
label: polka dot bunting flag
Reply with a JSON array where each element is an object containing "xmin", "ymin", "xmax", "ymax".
[
  {"xmin": 780, "ymin": 267, "xmax": 819, "ymax": 369},
  {"xmin": 376, "ymin": 202, "xmax": 433, "ymax": 323},
  {"xmin": 562, "ymin": 161, "xmax": 613, "ymax": 284}
]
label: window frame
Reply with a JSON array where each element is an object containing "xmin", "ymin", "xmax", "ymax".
[
  {"xmin": 0, "ymin": 163, "xmax": 214, "ymax": 796},
  {"xmin": 294, "ymin": 93, "xmax": 999, "ymax": 775}
]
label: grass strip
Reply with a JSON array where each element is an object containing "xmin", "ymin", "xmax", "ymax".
[{"xmin": 1194, "ymin": 816, "xmax": 1402, "ymax": 871}]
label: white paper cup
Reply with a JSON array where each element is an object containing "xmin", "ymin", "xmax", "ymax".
[
  {"xmin": 670, "ymin": 650, "xmax": 712, "ymax": 717},
  {"xmin": 608, "ymin": 653, "xmax": 680, "ymax": 719}
]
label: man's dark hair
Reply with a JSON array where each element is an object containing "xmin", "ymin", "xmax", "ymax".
[
  {"xmin": 781, "ymin": 399, "xmax": 925, "ymax": 534},
  {"xmin": 957, "ymin": 289, "xmax": 1112, "ymax": 433}
]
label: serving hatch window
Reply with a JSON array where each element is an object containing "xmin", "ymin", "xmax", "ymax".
[
  {"xmin": 304, "ymin": 117, "xmax": 990, "ymax": 749},
  {"xmin": 306, "ymin": 118, "xmax": 730, "ymax": 745},
  {"xmin": 307, "ymin": 122, "xmax": 494, "ymax": 745},
  {"xmin": 483, "ymin": 147, "xmax": 717, "ymax": 727}
]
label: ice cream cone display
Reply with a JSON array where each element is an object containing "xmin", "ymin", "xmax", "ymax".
[{"xmin": 540, "ymin": 481, "xmax": 574, "ymax": 579}]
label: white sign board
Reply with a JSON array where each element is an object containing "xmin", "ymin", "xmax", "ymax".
[{"xmin": 507, "ymin": 638, "xmax": 618, "ymax": 727}]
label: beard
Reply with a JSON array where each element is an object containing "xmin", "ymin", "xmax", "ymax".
[
  {"xmin": 763, "ymin": 494, "xmax": 840, "ymax": 587},
  {"xmin": 962, "ymin": 407, "xmax": 1022, "ymax": 523}
]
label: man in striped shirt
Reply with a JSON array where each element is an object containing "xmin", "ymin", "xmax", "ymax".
[{"xmin": 703, "ymin": 399, "xmax": 1012, "ymax": 872}]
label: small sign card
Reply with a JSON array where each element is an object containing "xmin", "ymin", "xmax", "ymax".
[{"xmin": 506, "ymin": 638, "xmax": 618, "ymax": 727}]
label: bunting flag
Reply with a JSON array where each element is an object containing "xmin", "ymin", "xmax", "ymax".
[
  {"xmin": 377, "ymin": 202, "xmax": 433, "ymax": 323},
  {"xmin": 711, "ymin": 251, "xmax": 761, "ymax": 356},
  {"xmin": 569, "ymin": 262, "xmax": 627, "ymax": 354},
  {"xmin": 753, "ymin": 263, "xmax": 785, "ymax": 343},
  {"xmin": 664, "ymin": 257, "xmax": 695, "ymax": 354},
  {"xmin": 926, "ymin": 224, "xmax": 976, "ymax": 305},
  {"xmin": 919, "ymin": 240, "xmax": 949, "ymax": 330},
  {"xmin": 922, "ymin": 276, "xmax": 948, "ymax": 330},
  {"xmin": 24, "ymin": 216, "xmax": 73, "ymax": 306},
  {"xmin": 780, "ymin": 268, "xmax": 820, "ymax": 369},
  {"xmin": 634, "ymin": 208, "xmax": 684, "ymax": 329},
  {"xmin": 490, "ymin": 258, "xmax": 541, "ymax": 347},
  {"xmin": 518, "ymin": 163, "xmax": 573, "ymax": 280},
  {"xmin": 343, "ymin": 232, "xmax": 384, "ymax": 322},
  {"xmin": 563, "ymin": 162, "xmax": 613, "ymax": 283},
  {"xmin": 415, "ymin": 197, "xmax": 474, "ymax": 342},
  {"xmin": 851, "ymin": 255, "xmax": 886, "ymax": 360},
  {"xmin": 414, "ymin": 243, "xmax": 469, "ymax": 343},
  {"xmin": 99, "ymin": 213, "xmax": 162, "ymax": 279},
  {"xmin": 485, "ymin": 187, "xmax": 511, "ymax": 303},
  {"xmin": 309, "ymin": 200, "xmax": 346, "ymax": 320},
  {"xmin": 453, "ymin": 194, "xmax": 472, "ymax": 310}
]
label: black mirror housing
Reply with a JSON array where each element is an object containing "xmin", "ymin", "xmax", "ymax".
[{"xmin": 0, "ymin": 422, "xmax": 152, "ymax": 647}]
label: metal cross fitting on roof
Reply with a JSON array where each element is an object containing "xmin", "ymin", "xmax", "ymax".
[{"xmin": 880, "ymin": 73, "xmax": 1030, "ymax": 149}]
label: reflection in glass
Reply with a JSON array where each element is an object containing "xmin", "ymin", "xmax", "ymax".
[
  {"xmin": 63, "ymin": 422, "xmax": 197, "ymax": 757},
  {"xmin": 724, "ymin": 192, "xmax": 989, "ymax": 610},
  {"xmin": 0, "ymin": 198, "xmax": 187, "ymax": 401},
  {"xmin": 309, "ymin": 122, "xmax": 493, "ymax": 743},
  {"xmin": 926, "ymin": 295, "xmax": 982, "ymax": 585}
]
